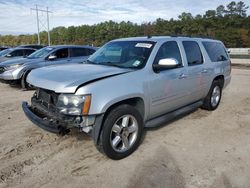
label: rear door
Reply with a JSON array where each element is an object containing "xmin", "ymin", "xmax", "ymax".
[{"xmin": 182, "ymin": 40, "xmax": 208, "ymax": 102}]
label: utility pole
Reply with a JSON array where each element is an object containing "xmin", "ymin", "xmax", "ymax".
[
  {"xmin": 35, "ymin": 5, "xmax": 40, "ymax": 45},
  {"xmin": 46, "ymin": 7, "xmax": 51, "ymax": 46},
  {"xmin": 31, "ymin": 5, "xmax": 52, "ymax": 45}
]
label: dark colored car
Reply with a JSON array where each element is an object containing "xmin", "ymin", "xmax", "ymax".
[
  {"xmin": 0, "ymin": 47, "xmax": 9, "ymax": 51},
  {"xmin": 18, "ymin": 44, "xmax": 45, "ymax": 50}
]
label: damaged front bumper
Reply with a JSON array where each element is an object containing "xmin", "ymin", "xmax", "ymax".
[
  {"xmin": 22, "ymin": 101, "xmax": 69, "ymax": 134},
  {"xmin": 22, "ymin": 101, "xmax": 104, "ymax": 144}
]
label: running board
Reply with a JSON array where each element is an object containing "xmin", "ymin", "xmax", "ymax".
[{"xmin": 145, "ymin": 101, "xmax": 203, "ymax": 128}]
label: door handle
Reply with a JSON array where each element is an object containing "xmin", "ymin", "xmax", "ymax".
[
  {"xmin": 201, "ymin": 69, "xmax": 208, "ymax": 73},
  {"xmin": 178, "ymin": 73, "xmax": 187, "ymax": 79}
]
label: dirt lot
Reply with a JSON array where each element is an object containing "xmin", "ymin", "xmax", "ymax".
[{"xmin": 0, "ymin": 68, "xmax": 250, "ymax": 188}]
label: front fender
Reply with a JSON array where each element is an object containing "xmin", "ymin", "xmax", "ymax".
[
  {"xmin": 101, "ymin": 93, "xmax": 145, "ymax": 113},
  {"xmin": 11, "ymin": 66, "xmax": 26, "ymax": 79},
  {"xmin": 75, "ymin": 70, "xmax": 149, "ymax": 118}
]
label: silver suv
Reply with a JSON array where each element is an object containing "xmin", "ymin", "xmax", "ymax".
[{"xmin": 22, "ymin": 36, "xmax": 231, "ymax": 159}]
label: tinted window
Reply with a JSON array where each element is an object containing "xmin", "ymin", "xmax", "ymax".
[
  {"xmin": 53, "ymin": 48, "xmax": 68, "ymax": 59},
  {"xmin": 86, "ymin": 48, "xmax": 96, "ymax": 55},
  {"xmin": 202, "ymin": 41, "xmax": 228, "ymax": 62},
  {"xmin": 154, "ymin": 41, "xmax": 182, "ymax": 66},
  {"xmin": 9, "ymin": 49, "xmax": 24, "ymax": 57},
  {"xmin": 183, "ymin": 41, "xmax": 203, "ymax": 66},
  {"xmin": 24, "ymin": 49, "xmax": 35, "ymax": 56},
  {"xmin": 71, "ymin": 48, "xmax": 87, "ymax": 57}
]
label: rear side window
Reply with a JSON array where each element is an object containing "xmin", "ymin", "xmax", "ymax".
[
  {"xmin": 202, "ymin": 41, "xmax": 228, "ymax": 62},
  {"xmin": 9, "ymin": 49, "xmax": 24, "ymax": 57},
  {"xmin": 183, "ymin": 41, "xmax": 203, "ymax": 66},
  {"xmin": 154, "ymin": 41, "xmax": 182, "ymax": 66},
  {"xmin": 24, "ymin": 49, "xmax": 35, "ymax": 56},
  {"xmin": 71, "ymin": 48, "xmax": 87, "ymax": 57}
]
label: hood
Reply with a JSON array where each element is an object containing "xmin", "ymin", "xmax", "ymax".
[
  {"xmin": 0, "ymin": 57, "xmax": 43, "ymax": 67},
  {"xmin": 27, "ymin": 64, "xmax": 132, "ymax": 93}
]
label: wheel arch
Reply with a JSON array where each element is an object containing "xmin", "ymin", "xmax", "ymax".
[
  {"xmin": 103, "ymin": 97, "xmax": 145, "ymax": 122},
  {"xmin": 93, "ymin": 97, "xmax": 145, "ymax": 145},
  {"xmin": 213, "ymin": 75, "xmax": 224, "ymax": 88}
]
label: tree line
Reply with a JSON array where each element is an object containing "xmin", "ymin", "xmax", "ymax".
[{"xmin": 0, "ymin": 1, "xmax": 249, "ymax": 48}]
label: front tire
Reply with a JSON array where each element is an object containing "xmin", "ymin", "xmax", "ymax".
[
  {"xmin": 98, "ymin": 104, "xmax": 143, "ymax": 160},
  {"xmin": 202, "ymin": 80, "xmax": 222, "ymax": 111},
  {"xmin": 21, "ymin": 70, "xmax": 31, "ymax": 90}
]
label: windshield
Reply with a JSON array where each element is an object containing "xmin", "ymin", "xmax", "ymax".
[
  {"xmin": 27, "ymin": 47, "xmax": 54, "ymax": 58},
  {"xmin": 87, "ymin": 41, "xmax": 155, "ymax": 69},
  {"xmin": 0, "ymin": 49, "xmax": 12, "ymax": 57}
]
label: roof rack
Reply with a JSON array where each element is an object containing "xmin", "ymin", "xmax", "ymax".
[
  {"xmin": 142, "ymin": 35, "xmax": 215, "ymax": 40},
  {"xmin": 170, "ymin": 35, "xmax": 214, "ymax": 40}
]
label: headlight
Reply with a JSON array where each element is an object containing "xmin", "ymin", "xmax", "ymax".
[
  {"xmin": 5, "ymin": 64, "xmax": 23, "ymax": 71},
  {"xmin": 57, "ymin": 94, "xmax": 91, "ymax": 115}
]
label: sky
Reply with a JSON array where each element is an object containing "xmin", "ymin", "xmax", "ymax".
[{"xmin": 0, "ymin": 0, "xmax": 250, "ymax": 35}]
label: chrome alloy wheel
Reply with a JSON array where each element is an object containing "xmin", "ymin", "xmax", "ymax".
[
  {"xmin": 110, "ymin": 115, "xmax": 139, "ymax": 152},
  {"xmin": 211, "ymin": 85, "xmax": 221, "ymax": 107}
]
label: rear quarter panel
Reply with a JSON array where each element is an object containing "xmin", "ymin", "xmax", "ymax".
[{"xmin": 199, "ymin": 40, "xmax": 231, "ymax": 91}]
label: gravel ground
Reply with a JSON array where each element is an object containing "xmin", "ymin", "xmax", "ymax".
[{"xmin": 0, "ymin": 68, "xmax": 250, "ymax": 188}]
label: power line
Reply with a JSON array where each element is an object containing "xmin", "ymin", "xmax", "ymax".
[{"xmin": 31, "ymin": 5, "xmax": 52, "ymax": 45}]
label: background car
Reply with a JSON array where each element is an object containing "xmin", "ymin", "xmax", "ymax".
[
  {"xmin": 18, "ymin": 44, "xmax": 45, "ymax": 50},
  {"xmin": 0, "ymin": 46, "xmax": 9, "ymax": 51},
  {"xmin": 0, "ymin": 47, "xmax": 36, "ymax": 63},
  {"xmin": 0, "ymin": 45, "xmax": 97, "ymax": 89}
]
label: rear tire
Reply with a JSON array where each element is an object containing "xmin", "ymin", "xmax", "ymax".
[
  {"xmin": 97, "ymin": 104, "xmax": 143, "ymax": 160},
  {"xmin": 202, "ymin": 80, "xmax": 222, "ymax": 111}
]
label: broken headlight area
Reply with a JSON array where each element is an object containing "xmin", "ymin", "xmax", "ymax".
[
  {"xmin": 57, "ymin": 94, "xmax": 87, "ymax": 115},
  {"xmin": 31, "ymin": 89, "xmax": 95, "ymax": 133}
]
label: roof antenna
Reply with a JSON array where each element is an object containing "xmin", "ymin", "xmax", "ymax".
[{"xmin": 147, "ymin": 35, "xmax": 152, "ymax": 39}]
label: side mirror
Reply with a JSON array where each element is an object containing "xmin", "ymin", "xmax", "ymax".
[
  {"xmin": 48, "ymin": 55, "xmax": 57, "ymax": 61},
  {"xmin": 153, "ymin": 58, "xmax": 179, "ymax": 72}
]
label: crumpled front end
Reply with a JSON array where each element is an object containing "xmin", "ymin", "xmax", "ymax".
[{"xmin": 22, "ymin": 88, "xmax": 97, "ymax": 135}]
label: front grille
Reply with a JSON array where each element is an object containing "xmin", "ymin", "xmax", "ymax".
[
  {"xmin": 0, "ymin": 67, "xmax": 5, "ymax": 74},
  {"xmin": 35, "ymin": 89, "xmax": 59, "ymax": 109},
  {"xmin": 31, "ymin": 89, "xmax": 79, "ymax": 128}
]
